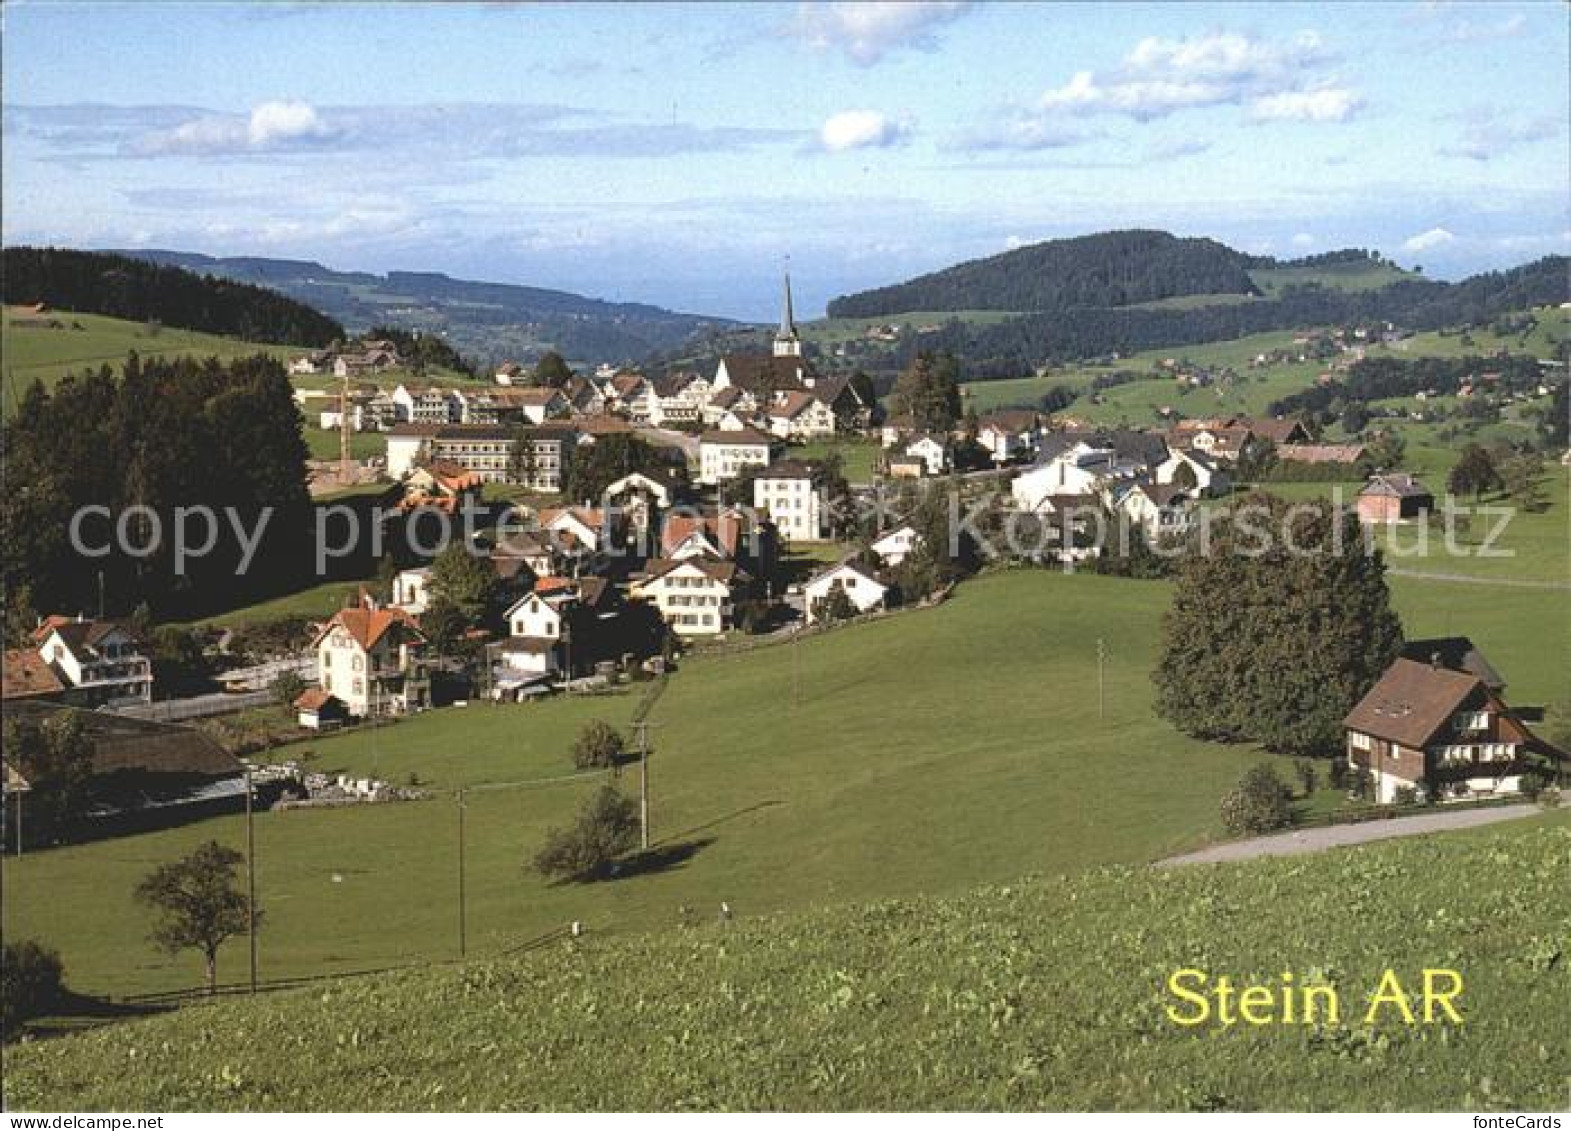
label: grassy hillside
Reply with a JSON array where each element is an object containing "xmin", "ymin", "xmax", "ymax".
[
  {"xmin": 1, "ymin": 574, "xmax": 1269, "ymax": 1000},
  {"xmin": 1250, "ymin": 260, "xmax": 1414, "ymax": 296},
  {"xmin": 6, "ymin": 567, "xmax": 1566, "ymax": 1006},
  {"xmin": 2, "ymin": 308, "xmax": 308, "ymax": 412},
  {"xmin": 6, "ymin": 815, "xmax": 1565, "ymax": 1111}
]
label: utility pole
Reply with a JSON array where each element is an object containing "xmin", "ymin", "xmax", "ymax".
[
  {"xmin": 338, "ymin": 364, "xmax": 352, "ymax": 485},
  {"xmin": 792, "ymin": 626, "xmax": 801, "ymax": 707},
  {"xmin": 635, "ymin": 722, "xmax": 651, "ymax": 851},
  {"xmin": 457, "ymin": 788, "xmax": 467, "ymax": 960},
  {"xmin": 1097, "ymin": 637, "xmax": 1106, "ymax": 721},
  {"xmin": 245, "ymin": 769, "xmax": 257, "ymax": 995}
]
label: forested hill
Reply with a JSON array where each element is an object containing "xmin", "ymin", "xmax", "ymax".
[
  {"xmin": 106, "ymin": 249, "xmax": 738, "ymax": 366},
  {"xmin": 1, "ymin": 247, "xmax": 343, "ymax": 347},
  {"xmin": 892, "ymin": 254, "xmax": 1570, "ymax": 371},
  {"xmin": 827, "ymin": 230, "xmax": 1261, "ymax": 318}
]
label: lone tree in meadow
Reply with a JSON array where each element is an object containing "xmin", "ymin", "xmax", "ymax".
[
  {"xmin": 135, "ymin": 841, "xmax": 255, "ymax": 994},
  {"xmin": 534, "ymin": 786, "xmax": 641, "ymax": 881},
  {"xmin": 1153, "ymin": 492, "xmax": 1403, "ymax": 756},
  {"xmin": 571, "ymin": 721, "xmax": 625, "ymax": 771},
  {"xmin": 1446, "ymin": 443, "xmax": 1501, "ymax": 500}
]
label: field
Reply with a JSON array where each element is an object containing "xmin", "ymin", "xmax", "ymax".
[
  {"xmin": 1, "ymin": 308, "xmax": 308, "ymax": 412},
  {"xmin": 6, "ymin": 814, "xmax": 1565, "ymax": 1110},
  {"xmin": 2, "ymin": 572, "xmax": 1272, "ymax": 1001},
  {"xmin": 7, "ymin": 558, "xmax": 1567, "ymax": 1005},
  {"xmin": 1248, "ymin": 260, "xmax": 1414, "ymax": 296},
  {"xmin": 792, "ymin": 435, "xmax": 882, "ymax": 482}
]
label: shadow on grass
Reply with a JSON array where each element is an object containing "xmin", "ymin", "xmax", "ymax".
[{"xmin": 550, "ymin": 836, "xmax": 717, "ymax": 887}]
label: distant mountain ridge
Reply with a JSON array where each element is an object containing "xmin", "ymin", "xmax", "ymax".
[
  {"xmin": 828, "ymin": 230, "xmax": 1270, "ymax": 319},
  {"xmin": 106, "ymin": 249, "xmax": 738, "ymax": 366}
]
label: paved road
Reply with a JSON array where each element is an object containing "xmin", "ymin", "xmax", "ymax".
[
  {"xmin": 1387, "ymin": 568, "xmax": 1569, "ymax": 590},
  {"xmin": 1156, "ymin": 804, "xmax": 1540, "ymax": 868}
]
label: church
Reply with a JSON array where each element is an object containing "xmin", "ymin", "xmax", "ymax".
[{"xmin": 707, "ymin": 273, "xmax": 870, "ymax": 432}]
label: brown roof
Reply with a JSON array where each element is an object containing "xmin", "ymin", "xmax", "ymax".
[
  {"xmin": 2, "ymin": 649, "xmax": 66, "ymax": 700},
  {"xmin": 700, "ymin": 426, "xmax": 775, "ymax": 446},
  {"xmin": 979, "ymin": 409, "xmax": 1042, "ymax": 433},
  {"xmin": 1278, "ymin": 443, "xmax": 1367, "ymax": 464},
  {"xmin": 641, "ymin": 557, "xmax": 744, "ymax": 584},
  {"xmin": 716, "ymin": 353, "xmax": 814, "ymax": 396},
  {"xmin": 1361, "ymin": 473, "xmax": 1433, "ymax": 499},
  {"xmin": 3, "ymin": 701, "xmax": 242, "ymax": 780},
  {"xmin": 759, "ymin": 458, "xmax": 816, "ymax": 481},
  {"xmin": 661, "ymin": 512, "xmax": 743, "ymax": 559},
  {"xmin": 1245, "ymin": 417, "xmax": 1309, "ymax": 444},
  {"xmin": 293, "ymin": 688, "xmax": 340, "ymax": 712},
  {"xmin": 35, "ymin": 618, "xmax": 143, "ymax": 658},
  {"xmin": 314, "ymin": 605, "xmax": 425, "ymax": 651},
  {"xmin": 1343, "ymin": 659, "xmax": 1483, "ymax": 748}
]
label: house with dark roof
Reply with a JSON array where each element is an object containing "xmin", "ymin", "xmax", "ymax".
[
  {"xmin": 2, "ymin": 702, "xmax": 248, "ymax": 842},
  {"xmin": 632, "ymin": 557, "xmax": 752, "ymax": 636},
  {"xmin": 1357, "ymin": 473, "xmax": 1434, "ymax": 524},
  {"xmin": 1343, "ymin": 656, "xmax": 1558, "ymax": 802}
]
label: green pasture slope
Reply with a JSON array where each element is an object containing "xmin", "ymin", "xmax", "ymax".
[
  {"xmin": 6, "ymin": 814, "xmax": 1566, "ymax": 1110},
  {"xmin": 6, "ymin": 565, "xmax": 1567, "ymax": 1007},
  {"xmin": 1, "ymin": 308, "xmax": 309, "ymax": 412}
]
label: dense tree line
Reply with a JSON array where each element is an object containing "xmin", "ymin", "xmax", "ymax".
[
  {"xmin": 3, "ymin": 247, "xmax": 343, "ymax": 346},
  {"xmin": 878, "ymin": 256, "xmax": 1569, "ymax": 374},
  {"xmin": 828, "ymin": 231, "xmax": 1260, "ymax": 317},
  {"xmin": 3, "ymin": 354, "xmax": 315, "ymax": 619},
  {"xmin": 365, "ymin": 324, "xmax": 473, "ymax": 375}
]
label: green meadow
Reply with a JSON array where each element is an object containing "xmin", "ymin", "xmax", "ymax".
[
  {"xmin": 6, "ymin": 563, "xmax": 1566, "ymax": 1005},
  {"xmin": 6, "ymin": 814, "xmax": 1566, "ymax": 1110},
  {"xmin": 1, "ymin": 308, "xmax": 308, "ymax": 412}
]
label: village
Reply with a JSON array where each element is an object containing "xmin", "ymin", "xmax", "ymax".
[{"xmin": 3, "ymin": 271, "xmax": 1561, "ymax": 853}]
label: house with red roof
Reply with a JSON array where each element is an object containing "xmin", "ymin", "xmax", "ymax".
[{"xmin": 311, "ymin": 597, "xmax": 430, "ymax": 718}]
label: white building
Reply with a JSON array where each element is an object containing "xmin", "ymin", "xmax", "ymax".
[
  {"xmin": 753, "ymin": 460, "xmax": 826, "ymax": 542},
  {"xmin": 904, "ymin": 435, "xmax": 949, "ymax": 476},
  {"xmin": 1155, "ymin": 448, "xmax": 1228, "ymax": 496},
  {"xmin": 870, "ymin": 523, "xmax": 920, "ymax": 567},
  {"xmin": 390, "ymin": 567, "xmax": 432, "ymax": 615},
  {"xmin": 31, "ymin": 617, "xmax": 152, "ymax": 707},
  {"xmin": 804, "ymin": 560, "xmax": 888, "ymax": 622},
  {"xmin": 633, "ymin": 558, "xmax": 748, "ymax": 636},
  {"xmin": 312, "ymin": 602, "xmax": 429, "ymax": 718},
  {"xmin": 698, "ymin": 427, "xmax": 777, "ymax": 486},
  {"xmin": 496, "ymin": 591, "xmax": 563, "ymax": 679}
]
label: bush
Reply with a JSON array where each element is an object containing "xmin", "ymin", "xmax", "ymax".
[
  {"xmin": 1294, "ymin": 759, "xmax": 1318, "ymax": 797},
  {"xmin": 570, "ymin": 721, "xmax": 625, "ymax": 771},
  {"xmin": 1, "ymin": 940, "xmax": 66, "ymax": 1039},
  {"xmin": 1537, "ymin": 786, "xmax": 1561, "ymax": 811},
  {"xmin": 1219, "ymin": 765, "xmax": 1294, "ymax": 836},
  {"xmin": 533, "ymin": 785, "xmax": 640, "ymax": 881},
  {"xmin": 271, "ymin": 670, "xmax": 306, "ymax": 706},
  {"xmin": 1392, "ymin": 785, "xmax": 1418, "ymax": 806}
]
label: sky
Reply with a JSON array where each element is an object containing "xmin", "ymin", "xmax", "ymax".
[{"xmin": 4, "ymin": 1, "xmax": 1568, "ymax": 320}]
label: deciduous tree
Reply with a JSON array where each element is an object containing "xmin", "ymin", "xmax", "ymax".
[{"xmin": 135, "ymin": 841, "xmax": 255, "ymax": 993}]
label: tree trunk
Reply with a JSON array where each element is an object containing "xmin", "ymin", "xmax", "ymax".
[{"xmin": 205, "ymin": 949, "xmax": 217, "ymax": 995}]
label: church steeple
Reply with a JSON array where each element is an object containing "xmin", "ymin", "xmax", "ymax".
[{"xmin": 773, "ymin": 269, "xmax": 801, "ymax": 358}]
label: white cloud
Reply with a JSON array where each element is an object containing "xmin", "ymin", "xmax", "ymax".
[
  {"xmin": 1429, "ymin": 12, "xmax": 1527, "ymax": 45},
  {"xmin": 820, "ymin": 109, "xmax": 911, "ymax": 151},
  {"xmin": 1250, "ymin": 86, "xmax": 1363, "ymax": 122},
  {"xmin": 134, "ymin": 99, "xmax": 339, "ymax": 155},
  {"xmin": 1403, "ymin": 227, "xmax": 1456, "ymax": 253},
  {"xmin": 1291, "ymin": 232, "xmax": 1315, "ymax": 248},
  {"xmin": 790, "ymin": 1, "xmax": 972, "ymax": 66},
  {"xmin": 1023, "ymin": 30, "xmax": 1359, "ymax": 124}
]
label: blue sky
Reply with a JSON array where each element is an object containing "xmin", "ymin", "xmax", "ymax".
[{"xmin": 4, "ymin": 1, "xmax": 1567, "ymax": 319}]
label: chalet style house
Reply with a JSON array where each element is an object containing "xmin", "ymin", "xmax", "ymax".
[
  {"xmin": 1343, "ymin": 641, "xmax": 1557, "ymax": 803},
  {"xmin": 632, "ymin": 557, "xmax": 749, "ymax": 636},
  {"xmin": 312, "ymin": 599, "xmax": 430, "ymax": 718}
]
